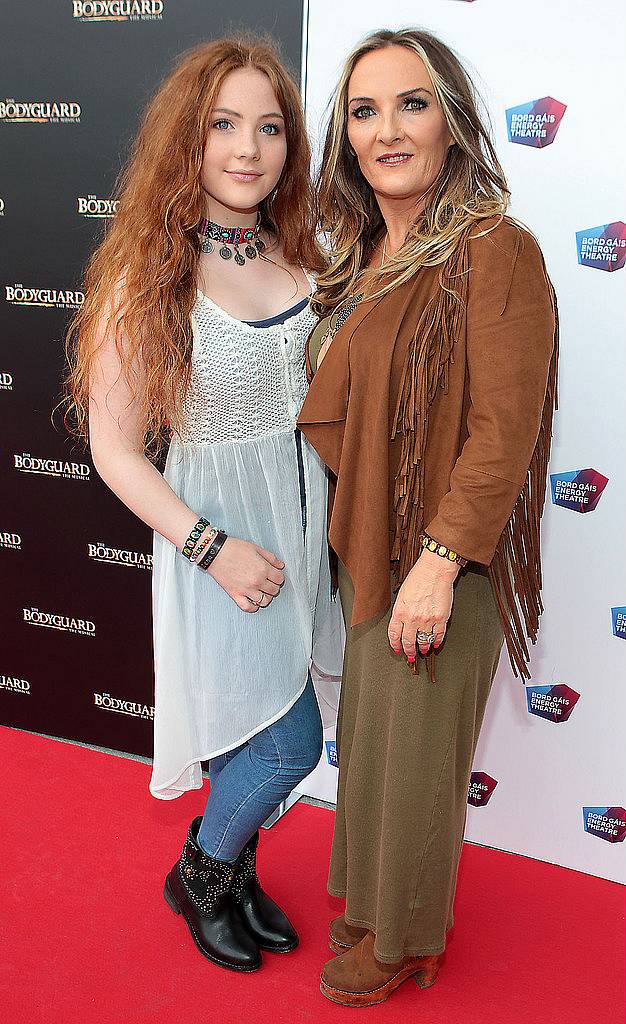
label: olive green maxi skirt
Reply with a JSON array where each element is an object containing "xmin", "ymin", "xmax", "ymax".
[{"xmin": 330, "ymin": 559, "xmax": 504, "ymax": 963}]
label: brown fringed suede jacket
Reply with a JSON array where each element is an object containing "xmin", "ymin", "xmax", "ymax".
[{"xmin": 297, "ymin": 215, "xmax": 559, "ymax": 680}]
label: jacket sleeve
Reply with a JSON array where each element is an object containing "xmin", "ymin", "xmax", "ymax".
[{"xmin": 424, "ymin": 222, "xmax": 556, "ymax": 565}]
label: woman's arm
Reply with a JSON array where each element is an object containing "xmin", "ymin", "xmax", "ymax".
[
  {"xmin": 88, "ymin": 300, "xmax": 285, "ymax": 611},
  {"xmin": 423, "ymin": 222, "xmax": 556, "ymax": 563},
  {"xmin": 388, "ymin": 222, "xmax": 556, "ymax": 660},
  {"xmin": 88, "ymin": 305, "xmax": 202, "ymax": 552}
]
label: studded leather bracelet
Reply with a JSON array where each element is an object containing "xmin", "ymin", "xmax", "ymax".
[{"xmin": 419, "ymin": 532, "xmax": 468, "ymax": 568}]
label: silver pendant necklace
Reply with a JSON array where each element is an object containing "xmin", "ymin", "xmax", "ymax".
[{"xmin": 198, "ymin": 211, "xmax": 266, "ymax": 266}]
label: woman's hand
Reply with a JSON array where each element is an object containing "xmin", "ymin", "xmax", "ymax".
[
  {"xmin": 388, "ymin": 548, "xmax": 460, "ymax": 661},
  {"xmin": 207, "ymin": 537, "xmax": 285, "ymax": 613}
]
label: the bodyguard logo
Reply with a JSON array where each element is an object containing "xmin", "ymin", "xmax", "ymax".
[
  {"xmin": 5, "ymin": 284, "xmax": 84, "ymax": 309},
  {"xmin": 0, "ymin": 531, "xmax": 21, "ymax": 550},
  {"xmin": 550, "ymin": 468, "xmax": 608, "ymax": 513},
  {"xmin": 468, "ymin": 772, "xmax": 497, "ymax": 807},
  {"xmin": 77, "ymin": 195, "xmax": 118, "ymax": 218},
  {"xmin": 88, "ymin": 541, "xmax": 152, "ymax": 569},
  {"xmin": 0, "ymin": 372, "xmax": 13, "ymax": 390},
  {"xmin": 24, "ymin": 607, "xmax": 96, "ymax": 637},
  {"xmin": 0, "ymin": 674, "xmax": 30, "ymax": 695},
  {"xmin": 526, "ymin": 683, "xmax": 580, "ymax": 723},
  {"xmin": 576, "ymin": 222, "xmax": 626, "ymax": 272},
  {"xmin": 582, "ymin": 807, "xmax": 626, "ymax": 844},
  {"xmin": 14, "ymin": 453, "xmax": 90, "ymax": 480},
  {"xmin": 506, "ymin": 96, "xmax": 567, "ymax": 148},
  {"xmin": 73, "ymin": 1, "xmax": 164, "ymax": 21},
  {"xmin": 611, "ymin": 607, "xmax": 626, "ymax": 640},
  {"xmin": 94, "ymin": 692, "xmax": 154, "ymax": 719},
  {"xmin": 0, "ymin": 99, "xmax": 81, "ymax": 124}
]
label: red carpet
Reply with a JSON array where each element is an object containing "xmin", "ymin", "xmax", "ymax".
[{"xmin": 0, "ymin": 726, "xmax": 623, "ymax": 1024}]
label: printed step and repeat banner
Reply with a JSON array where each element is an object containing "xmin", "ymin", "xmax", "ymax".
[
  {"xmin": 0, "ymin": 6, "xmax": 305, "ymax": 751},
  {"xmin": 300, "ymin": 0, "xmax": 625, "ymax": 884},
  {"xmin": 1, "ymin": 1, "xmax": 624, "ymax": 886}
]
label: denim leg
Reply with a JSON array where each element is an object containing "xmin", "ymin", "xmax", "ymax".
[
  {"xmin": 197, "ymin": 673, "xmax": 323, "ymax": 862},
  {"xmin": 207, "ymin": 743, "xmax": 244, "ymax": 790}
]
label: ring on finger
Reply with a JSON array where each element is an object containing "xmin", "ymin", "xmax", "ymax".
[{"xmin": 417, "ymin": 629, "xmax": 436, "ymax": 645}]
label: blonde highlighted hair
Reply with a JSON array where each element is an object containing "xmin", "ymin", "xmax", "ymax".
[
  {"xmin": 61, "ymin": 34, "xmax": 325, "ymax": 457},
  {"xmin": 312, "ymin": 27, "xmax": 512, "ymax": 316}
]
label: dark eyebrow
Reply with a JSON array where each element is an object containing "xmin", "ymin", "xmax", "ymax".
[
  {"xmin": 213, "ymin": 107, "xmax": 284, "ymax": 119},
  {"xmin": 348, "ymin": 87, "xmax": 433, "ymax": 105}
]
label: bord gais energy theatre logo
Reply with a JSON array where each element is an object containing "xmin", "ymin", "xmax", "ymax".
[
  {"xmin": 576, "ymin": 222, "xmax": 626, "ymax": 272},
  {"xmin": 526, "ymin": 684, "xmax": 580, "ymax": 723},
  {"xmin": 468, "ymin": 772, "xmax": 497, "ymax": 807},
  {"xmin": 611, "ymin": 607, "xmax": 626, "ymax": 640},
  {"xmin": 506, "ymin": 97, "xmax": 566, "ymax": 148},
  {"xmin": 550, "ymin": 468, "xmax": 608, "ymax": 513},
  {"xmin": 583, "ymin": 807, "xmax": 626, "ymax": 844}
]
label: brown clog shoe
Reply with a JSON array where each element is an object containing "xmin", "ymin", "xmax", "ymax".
[
  {"xmin": 320, "ymin": 930, "xmax": 441, "ymax": 1007},
  {"xmin": 328, "ymin": 914, "xmax": 369, "ymax": 954}
]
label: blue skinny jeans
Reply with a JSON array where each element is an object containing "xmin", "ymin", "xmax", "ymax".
[{"xmin": 197, "ymin": 672, "xmax": 323, "ymax": 863}]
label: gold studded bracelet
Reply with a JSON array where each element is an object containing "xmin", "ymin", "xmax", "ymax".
[{"xmin": 419, "ymin": 532, "xmax": 468, "ymax": 568}]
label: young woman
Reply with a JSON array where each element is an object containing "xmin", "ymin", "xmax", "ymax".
[{"xmin": 63, "ymin": 36, "xmax": 340, "ymax": 974}]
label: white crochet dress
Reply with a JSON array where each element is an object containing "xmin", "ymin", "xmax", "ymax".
[{"xmin": 149, "ymin": 288, "xmax": 342, "ymax": 799}]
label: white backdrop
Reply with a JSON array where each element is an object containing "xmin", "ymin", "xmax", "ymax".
[{"xmin": 297, "ymin": 0, "xmax": 626, "ymax": 885}]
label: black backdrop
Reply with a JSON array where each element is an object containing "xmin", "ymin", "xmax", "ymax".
[{"xmin": 0, "ymin": 1, "xmax": 304, "ymax": 756}]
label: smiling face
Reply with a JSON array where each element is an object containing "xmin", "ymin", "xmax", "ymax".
[
  {"xmin": 346, "ymin": 45, "xmax": 454, "ymax": 208},
  {"xmin": 200, "ymin": 66, "xmax": 288, "ymax": 220}
]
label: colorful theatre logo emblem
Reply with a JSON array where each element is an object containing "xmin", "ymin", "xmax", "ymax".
[
  {"xmin": 583, "ymin": 807, "xmax": 626, "ymax": 844},
  {"xmin": 506, "ymin": 97, "xmax": 566, "ymax": 148},
  {"xmin": 550, "ymin": 468, "xmax": 609, "ymax": 513},
  {"xmin": 526, "ymin": 684, "xmax": 580, "ymax": 723},
  {"xmin": 611, "ymin": 607, "xmax": 626, "ymax": 640},
  {"xmin": 468, "ymin": 772, "xmax": 497, "ymax": 807},
  {"xmin": 576, "ymin": 222, "xmax": 626, "ymax": 272}
]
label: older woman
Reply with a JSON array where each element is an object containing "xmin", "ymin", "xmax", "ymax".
[{"xmin": 298, "ymin": 28, "xmax": 558, "ymax": 1007}]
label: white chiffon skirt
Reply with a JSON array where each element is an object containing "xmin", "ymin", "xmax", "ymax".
[{"xmin": 149, "ymin": 429, "xmax": 343, "ymax": 799}]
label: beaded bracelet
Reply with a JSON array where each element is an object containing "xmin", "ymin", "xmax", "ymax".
[
  {"xmin": 181, "ymin": 517, "xmax": 210, "ymax": 560},
  {"xmin": 191, "ymin": 525, "xmax": 219, "ymax": 563},
  {"xmin": 197, "ymin": 530, "xmax": 228, "ymax": 571},
  {"xmin": 419, "ymin": 532, "xmax": 468, "ymax": 568}
]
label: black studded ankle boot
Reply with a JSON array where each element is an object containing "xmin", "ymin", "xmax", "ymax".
[
  {"xmin": 163, "ymin": 816, "xmax": 261, "ymax": 972},
  {"xmin": 231, "ymin": 831, "xmax": 298, "ymax": 953}
]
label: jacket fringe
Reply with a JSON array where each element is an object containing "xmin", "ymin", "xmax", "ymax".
[
  {"xmin": 390, "ymin": 237, "xmax": 470, "ymax": 578},
  {"xmin": 390, "ymin": 231, "xmax": 559, "ymax": 682},
  {"xmin": 487, "ymin": 278, "xmax": 559, "ymax": 679}
]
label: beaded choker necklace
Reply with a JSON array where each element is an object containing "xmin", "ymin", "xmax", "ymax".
[{"xmin": 198, "ymin": 212, "xmax": 266, "ymax": 266}]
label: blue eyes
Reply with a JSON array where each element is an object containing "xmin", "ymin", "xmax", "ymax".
[
  {"xmin": 351, "ymin": 97, "xmax": 428, "ymax": 119},
  {"xmin": 211, "ymin": 119, "xmax": 281, "ymax": 135}
]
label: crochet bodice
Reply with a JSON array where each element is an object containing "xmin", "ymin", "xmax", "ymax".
[{"xmin": 176, "ymin": 290, "xmax": 318, "ymax": 445}]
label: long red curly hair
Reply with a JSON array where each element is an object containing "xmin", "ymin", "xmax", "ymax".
[{"xmin": 62, "ymin": 34, "xmax": 324, "ymax": 457}]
